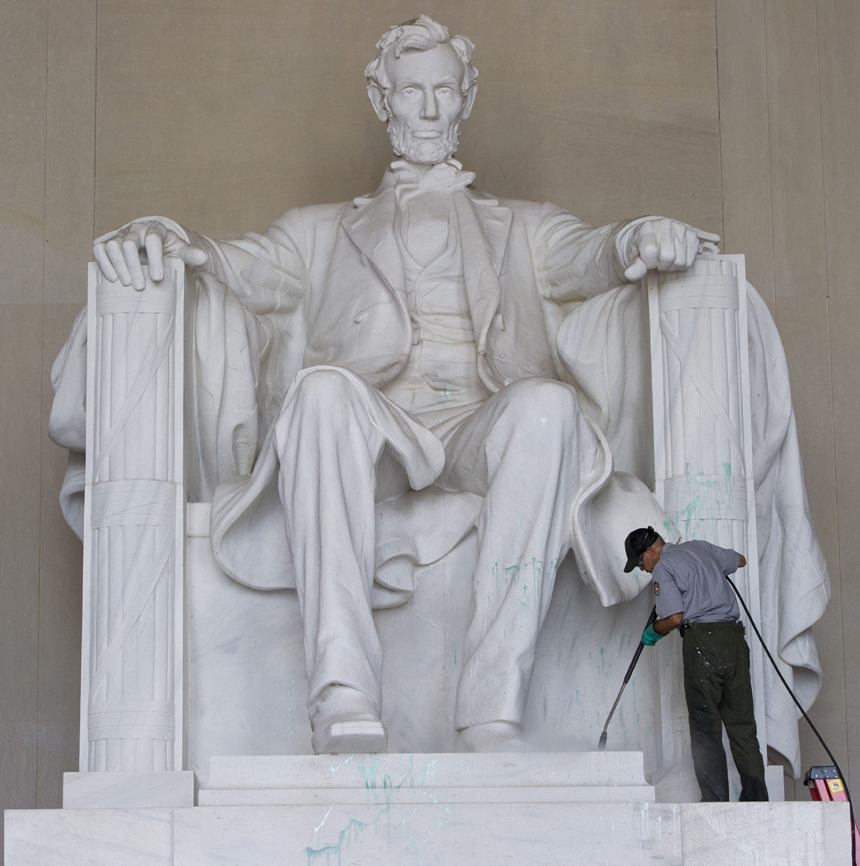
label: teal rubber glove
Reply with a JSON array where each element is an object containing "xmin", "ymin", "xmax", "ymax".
[{"xmin": 641, "ymin": 623, "xmax": 664, "ymax": 646}]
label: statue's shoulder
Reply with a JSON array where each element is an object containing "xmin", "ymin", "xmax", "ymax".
[
  {"xmin": 485, "ymin": 193, "xmax": 567, "ymax": 213},
  {"xmin": 489, "ymin": 195, "xmax": 575, "ymax": 228},
  {"xmin": 270, "ymin": 200, "xmax": 355, "ymax": 236}
]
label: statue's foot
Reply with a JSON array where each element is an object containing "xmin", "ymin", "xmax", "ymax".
[
  {"xmin": 456, "ymin": 721, "xmax": 531, "ymax": 753},
  {"xmin": 311, "ymin": 685, "xmax": 387, "ymax": 754}
]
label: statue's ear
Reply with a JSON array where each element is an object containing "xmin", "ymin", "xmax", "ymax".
[
  {"xmin": 461, "ymin": 82, "xmax": 478, "ymax": 120},
  {"xmin": 367, "ymin": 84, "xmax": 389, "ymax": 122}
]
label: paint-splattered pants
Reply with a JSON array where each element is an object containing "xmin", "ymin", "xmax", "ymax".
[{"xmin": 683, "ymin": 621, "xmax": 768, "ymax": 801}]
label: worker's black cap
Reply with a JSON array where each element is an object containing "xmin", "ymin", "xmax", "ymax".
[{"xmin": 623, "ymin": 526, "xmax": 660, "ymax": 573}]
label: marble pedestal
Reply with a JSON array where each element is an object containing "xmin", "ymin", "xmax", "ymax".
[
  {"xmin": 5, "ymin": 753, "xmax": 850, "ymax": 865},
  {"xmin": 199, "ymin": 751, "xmax": 655, "ymax": 807}
]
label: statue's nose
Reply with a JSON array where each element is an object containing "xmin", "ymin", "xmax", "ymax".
[{"xmin": 420, "ymin": 90, "xmax": 439, "ymax": 119}]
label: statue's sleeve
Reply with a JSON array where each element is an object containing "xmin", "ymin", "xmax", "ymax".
[
  {"xmin": 535, "ymin": 204, "xmax": 655, "ymax": 302},
  {"xmin": 176, "ymin": 209, "xmax": 312, "ymax": 498},
  {"xmin": 184, "ymin": 207, "xmax": 310, "ymax": 317}
]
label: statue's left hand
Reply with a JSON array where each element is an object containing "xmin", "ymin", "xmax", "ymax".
[
  {"xmin": 94, "ymin": 221, "xmax": 209, "ymax": 291},
  {"xmin": 623, "ymin": 218, "xmax": 720, "ymax": 282}
]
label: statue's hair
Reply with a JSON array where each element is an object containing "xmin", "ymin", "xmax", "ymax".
[{"xmin": 365, "ymin": 15, "xmax": 478, "ymax": 95}]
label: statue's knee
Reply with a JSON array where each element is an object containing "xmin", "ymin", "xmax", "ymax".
[
  {"xmin": 507, "ymin": 379, "xmax": 580, "ymax": 427},
  {"xmin": 277, "ymin": 369, "xmax": 359, "ymax": 444},
  {"xmin": 293, "ymin": 368, "xmax": 354, "ymax": 407}
]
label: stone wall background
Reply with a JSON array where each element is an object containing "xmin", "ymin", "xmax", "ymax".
[{"xmin": 1, "ymin": 0, "xmax": 857, "ymax": 851}]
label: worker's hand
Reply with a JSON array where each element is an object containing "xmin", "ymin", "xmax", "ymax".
[
  {"xmin": 641, "ymin": 623, "xmax": 665, "ymax": 646},
  {"xmin": 623, "ymin": 218, "xmax": 720, "ymax": 282}
]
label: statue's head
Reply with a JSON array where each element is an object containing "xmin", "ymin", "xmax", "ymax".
[{"xmin": 365, "ymin": 16, "xmax": 478, "ymax": 166}]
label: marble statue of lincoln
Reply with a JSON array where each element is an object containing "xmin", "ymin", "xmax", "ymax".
[{"xmin": 86, "ymin": 16, "xmax": 727, "ymax": 755}]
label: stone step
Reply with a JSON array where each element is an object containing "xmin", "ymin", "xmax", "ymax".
[
  {"xmin": 206, "ymin": 751, "xmax": 650, "ymax": 790},
  {"xmin": 201, "ymin": 751, "xmax": 655, "ymax": 806},
  {"xmin": 198, "ymin": 784, "xmax": 654, "ymax": 806}
]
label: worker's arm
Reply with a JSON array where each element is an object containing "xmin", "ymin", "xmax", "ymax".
[
  {"xmin": 654, "ymin": 612, "xmax": 684, "ymax": 635},
  {"xmin": 642, "ymin": 612, "xmax": 683, "ymax": 646},
  {"xmin": 738, "ymin": 553, "xmax": 746, "ymax": 569}
]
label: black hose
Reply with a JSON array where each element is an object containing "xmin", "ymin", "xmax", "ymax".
[{"xmin": 725, "ymin": 575, "xmax": 856, "ymax": 865}]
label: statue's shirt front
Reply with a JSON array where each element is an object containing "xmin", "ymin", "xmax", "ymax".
[{"xmin": 384, "ymin": 191, "xmax": 490, "ymax": 436}]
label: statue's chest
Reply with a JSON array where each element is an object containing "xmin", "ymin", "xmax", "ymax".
[
  {"xmin": 396, "ymin": 197, "xmax": 468, "ymax": 321},
  {"xmin": 399, "ymin": 193, "xmax": 452, "ymax": 267}
]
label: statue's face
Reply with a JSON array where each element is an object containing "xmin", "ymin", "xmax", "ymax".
[{"xmin": 382, "ymin": 43, "xmax": 470, "ymax": 165}]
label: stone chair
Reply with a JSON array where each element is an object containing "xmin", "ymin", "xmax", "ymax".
[{"xmin": 49, "ymin": 252, "xmax": 818, "ymax": 806}]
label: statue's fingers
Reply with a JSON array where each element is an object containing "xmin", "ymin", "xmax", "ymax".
[
  {"xmin": 144, "ymin": 230, "xmax": 165, "ymax": 282},
  {"xmin": 105, "ymin": 237, "xmax": 133, "ymax": 287},
  {"xmin": 124, "ymin": 222, "xmax": 148, "ymax": 247},
  {"xmin": 685, "ymin": 229, "xmax": 699, "ymax": 267},
  {"xmin": 93, "ymin": 242, "xmax": 118, "ymax": 283},
  {"xmin": 635, "ymin": 231, "xmax": 660, "ymax": 272},
  {"xmin": 623, "ymin": 257, "xmax": 648, "ymax": 282},
  {"xmin": 695, "ymin": 229, "xmax": 721, "ymax": 244},
  {"xmin": 123, "ymin": 239, "xmax": 146, "ymax": 291},
  {"xmin": 671, "ymin": 224, "xmax": 692, "ymax": 270},
  {"xmin": 657, "ymin": 234, "xmax": 676, "ymax": 270},
  {"xmin": 178, "ymin": 242, "xmax": 209, "ymax": 267}
]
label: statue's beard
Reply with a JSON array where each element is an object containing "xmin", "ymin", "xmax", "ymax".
[{"xmin": 387, "ymin": 118, "xmax": 461, "ymax": 166}]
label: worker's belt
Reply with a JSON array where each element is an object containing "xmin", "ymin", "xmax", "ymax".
[{"xmin": 679, "ymin": 620, "xmax": 743, "ymax": 639}]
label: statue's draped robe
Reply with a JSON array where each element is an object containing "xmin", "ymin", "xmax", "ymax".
[{"xmin": 50, "ymin": 172, "xmax": 828, "ymax": 775}]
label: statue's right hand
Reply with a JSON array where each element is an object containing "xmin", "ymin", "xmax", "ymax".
[{"xmin": 93, "ymin": 221, "xmax": 209, "ymax": 290}]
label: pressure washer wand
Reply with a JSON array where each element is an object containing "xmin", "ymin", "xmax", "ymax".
[{"xmin": 597, "ymin": 606, "xmax": 657, "ymax": 751}]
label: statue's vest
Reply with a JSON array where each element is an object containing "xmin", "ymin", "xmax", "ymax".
[{"xmin": 302, "ymin": 189, "xmax": 558, "ymax": 392}]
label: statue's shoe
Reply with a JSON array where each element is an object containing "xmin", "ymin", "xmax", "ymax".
[
  {"xmin": 310, "ymin": 685, "xmax": 387, "ymax": 754},
  {"xmin": 312, "ymin": 715, "xmax": 388, "ymax": 754},
  {"xmin": 456, "ymin": 721, "xmax": 532, "ymax": 753}
]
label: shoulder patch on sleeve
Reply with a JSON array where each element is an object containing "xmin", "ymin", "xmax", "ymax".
[{"xmin": 654, "ymin": 581, "xmax": 660, "ymax": 596}]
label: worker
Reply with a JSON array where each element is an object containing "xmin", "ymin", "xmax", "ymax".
[{"xmin": 623, "ymin": 526, "xmax": 769, "ymax": 802}]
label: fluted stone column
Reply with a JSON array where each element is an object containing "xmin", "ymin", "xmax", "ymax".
[
  {"xmin": 81, "ymin": 260, "xmax": 186, "ymax": 772},
  {"xmin": 647, "ymin": 255, "xmax": 767, "ymax": 788}
]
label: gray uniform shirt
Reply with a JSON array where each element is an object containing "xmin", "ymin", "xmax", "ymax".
[{"xmin": 653, "ymin": 541, "xmax": 741, "ymax": 623}]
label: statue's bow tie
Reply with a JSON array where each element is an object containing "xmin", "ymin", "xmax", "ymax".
[{"xmin": 390, "ymin": 159, "xmax": 476, "ymax": 203}]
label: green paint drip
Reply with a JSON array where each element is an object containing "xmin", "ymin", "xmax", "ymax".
[
  {"xmin": 306, "ymin": 755, "xmax": 455, "ymax": 863},
  {"xmin": 306, "ymin": 772, "xmax": 393, "ymax": 865}
]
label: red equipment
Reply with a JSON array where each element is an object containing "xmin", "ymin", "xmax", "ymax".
[{"xmin": 805, "ymin": 766, "xmax": 860, "ymax": 864}]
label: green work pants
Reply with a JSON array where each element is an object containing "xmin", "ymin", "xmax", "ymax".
[{"xmin": 682, "ymin": 621, "xmax": 769, "ymax": 802}]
